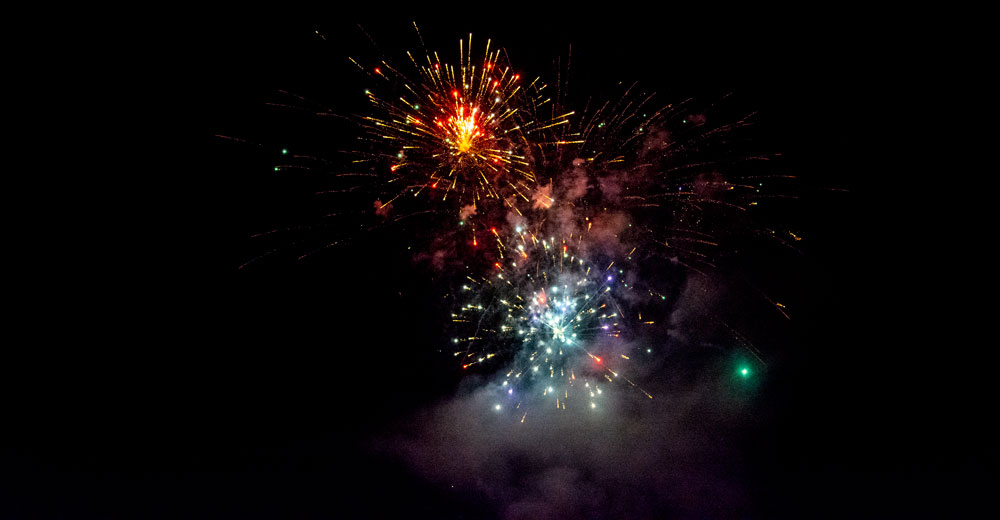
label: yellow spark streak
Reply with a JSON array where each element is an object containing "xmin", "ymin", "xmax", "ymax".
[
  {"xmin": 532, "ymin": 120, "xmax": 571, "ymax": 132},
  {"xmin": 377, "ymin": 195, "xmax": 401, "ymax": 209}
]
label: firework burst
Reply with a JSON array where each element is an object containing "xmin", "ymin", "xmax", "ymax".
[
  {"xmin": 450, "ymin": 223, "xmax": 655, "ymax": 421},
  {"xmin": 354, "ymin": 29, "xmax": 579, "ymax": 220}
]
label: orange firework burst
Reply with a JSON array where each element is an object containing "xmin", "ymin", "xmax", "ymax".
[{"xmin": 353, "ymin": 30, "xmax": 577, "ymax": 218}]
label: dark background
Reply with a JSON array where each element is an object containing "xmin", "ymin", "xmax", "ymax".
[{"xmin": 4, "ymin": 9, "xmax": 990, "ymax": 518}]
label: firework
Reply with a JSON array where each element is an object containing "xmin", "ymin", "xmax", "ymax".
[
  {"xmin": 354, "ymin": 28, "xmax": 579, "ymax": 221},
  {"xmin": 535, "ymin": 82, "xmax": 801, "ymax": 287},
  {"xmin": 450, "ymin": 223, "xmax": 655, "ymax": 421}
]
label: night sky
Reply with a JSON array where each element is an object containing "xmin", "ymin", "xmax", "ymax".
[{"xmin": 3, "ymin": 10, "xmax": 991, "ymax": 519}]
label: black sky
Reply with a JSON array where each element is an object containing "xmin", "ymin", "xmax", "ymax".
[{"xmin": 3, "ymin": 10, "xmax": 991, "ymax": 519}]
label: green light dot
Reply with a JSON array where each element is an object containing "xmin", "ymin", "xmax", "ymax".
[
  {"xmin": 682, "ymin": 119, "xmax": 687, "ymax": 124},
  {"xmin": 281, "ymin": 148, "xmax": 288, "ymax": 155},
  {"xmin": 274, "ymin": 167, "xmax": 279, "ymax": 171},
  {"xmin": 413, "ymin": 104, "xmax": 419, "ymax": 110},
  {"xmin": 740, "ymin": 368, "xmax": 749, "ymax": 377}
]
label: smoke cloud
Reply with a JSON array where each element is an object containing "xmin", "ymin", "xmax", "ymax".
[{"xmin": 377, "ymin": 273, "xmax": 753, "ymax": 519}]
